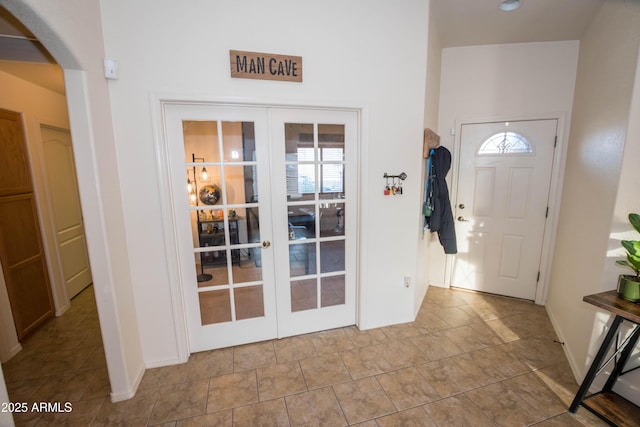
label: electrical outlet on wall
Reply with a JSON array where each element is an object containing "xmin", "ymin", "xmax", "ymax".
[{"xmin": 403, "ymin": 276, "xmax": 411, "ymax": 288}]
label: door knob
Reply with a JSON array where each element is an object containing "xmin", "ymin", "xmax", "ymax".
[
  {"xmin": 458, "ymin": 203, "xmax": 465, "ymax": 209},
  {"xmin": 457, "ymin": 216, "xmax": 469, "ymax": 222},
  {"xmin": 262, "ymin": 240, "xmax": 271, "ymax": 248}
]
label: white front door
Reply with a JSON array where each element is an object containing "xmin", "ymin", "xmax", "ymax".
[
  {"xmin": 164, "ymin": 104, "xmax": 357, "ymax": 352},
  {"xmin": 452, "ymin": 119, "xmax": 557, "ymax": 300},
  {"xmin": 40, "ymin": 126, "xmax": 93, "ymax": 298}
]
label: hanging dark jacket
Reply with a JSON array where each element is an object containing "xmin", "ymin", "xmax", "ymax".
[{"xmin": 427, "ymin": 146, "xmax": 457, "ymax": 254}]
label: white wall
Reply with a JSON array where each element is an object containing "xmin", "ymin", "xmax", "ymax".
[
  {"xmin": 0, "ymin": 363, "xmax": 14, "ymax": 427},
  {"xmin": 97, "ymin": 0, "xmax": 429, "ymax": 363},
  {"xmin": 1, "ymin": 0, "xmax": 145, "ymax": 401},
  {"xmin": 435, "ymin": 41, "xmax": 580, "ymax": 289},
  {"xmin": 546, "ymin": 0, "xmax": 640, "ymax": 404},
  {"xmin": 415, "ymin": 0, "xmax": 441, "ymax": 314}
]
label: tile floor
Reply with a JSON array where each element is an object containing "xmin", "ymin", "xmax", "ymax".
[{"xmin": 2, "ymin": 285, "xmax": 609, "ymax": 426}]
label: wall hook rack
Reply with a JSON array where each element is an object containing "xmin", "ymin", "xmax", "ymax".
[
  {"xmin": 383, "ymin": 172, "xmax": 407, "ymax": 196},
  {"xmin": 383, "ymin": 172, "xmax": 407, "ymax": 180}
]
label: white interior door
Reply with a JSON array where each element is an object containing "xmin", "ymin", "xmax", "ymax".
[
  {"xmin": 165, "ymin": 104, "xmax": 358, "ymax": 352},
  {"xmin": 41, "ymin": 126, "xmax": 93, "ymax": 298},
  {"xmin": 166, "ymin": 105, "xmax": 277, "ymax": 352},
  {"xmin": 452, "ymin": 119, "xmax": 557, "ymax": 300},
  {"xmin": 270, "ymin": 109, "xmax": 358, "ymax": 338}
]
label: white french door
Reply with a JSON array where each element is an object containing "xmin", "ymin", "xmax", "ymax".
[
  {"xmin": 452, "ymin": 119, "xmax": 557, "ymax": 300},
  {"xmin": 164, "ymin": 104, "xmax": 357, "ymax": 352},
  {"xmin": 270, "ymin": 108, "xmax": 357, "ymax": 338}
]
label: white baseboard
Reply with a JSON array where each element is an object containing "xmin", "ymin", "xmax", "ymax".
[{"xmin": 109, "ymin": 363, "xmax": 146, "ymax": 403}]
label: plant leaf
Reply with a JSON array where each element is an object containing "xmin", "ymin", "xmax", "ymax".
[
  {"xmin": 622, "ymin": 240, "xmax": 640, "ymax": 256},
  {"xmin": 628, "ymin": 254, "xmax": 640, "ymax": 273},
  {"xmin": 630, "ymin": 213, "xmax": 640, "ymax": 234}
]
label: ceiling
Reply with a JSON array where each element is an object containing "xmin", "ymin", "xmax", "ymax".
[
  {"xmin": 433, "ymin": 0, "xmax": 604, "ymax": 47},
  {"xmin": 0, "ymin": 0, "xmax": 605, "ymax": 96}
]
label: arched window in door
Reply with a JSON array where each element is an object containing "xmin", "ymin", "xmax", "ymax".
[{"xmin": 478, "ymin": 131, "xmax": 533, "ymax": 155}]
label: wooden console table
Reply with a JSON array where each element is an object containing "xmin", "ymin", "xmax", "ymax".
[{"xmin": 569, "ymin": 290, "xmax": 640, "ymax": 426}]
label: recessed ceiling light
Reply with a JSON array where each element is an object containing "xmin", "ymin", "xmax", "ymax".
[{"xmin": 499, "ymin": 0, "xmax": 521, "ymax": 12}]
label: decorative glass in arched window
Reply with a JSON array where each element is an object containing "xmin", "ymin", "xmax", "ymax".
[{"xmin": 478, "ymin": 131, "xmax": 533, "ymax": 155}]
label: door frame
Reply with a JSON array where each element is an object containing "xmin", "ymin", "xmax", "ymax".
[
  {"xmin": 448, "ymin": 113, "xmax": 569, "ymax": 305},
  {"xmin": 151, "ymin": 95, "xmax": 363, "ymax": 359}
]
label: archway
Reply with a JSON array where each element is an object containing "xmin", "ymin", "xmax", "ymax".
[{"xmin": 0, "ymin": 0, "xmax": 142, "ymax": 405}]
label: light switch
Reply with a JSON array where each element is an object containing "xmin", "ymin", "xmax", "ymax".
[{"xmin": 104, "ymin": 58, "xmax": 118, "ymax": 80}]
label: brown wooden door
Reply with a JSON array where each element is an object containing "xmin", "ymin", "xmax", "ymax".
[{"xmin": 0, "ymin": 109, "xmax": 54, "ymax": 339}]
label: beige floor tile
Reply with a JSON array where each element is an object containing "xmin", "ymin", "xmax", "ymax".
[
  {"xmin": 498, "ymin": 311, "xmax": 558, "ymax": 340},
  {"xmin": 233, "ymin": 341, "xmax": 277, "ymax": 372},
  {"xmin": 92, "ymin": 387, "xmax": 160, "ymax": 426},
  {"xmin": 298, "ymin": 353, "xmax": 352, "ymax": 390},
  {"xmin": 465, "ymin": 381, "xmax": 545, "ymax": 426},
  {"xmin": 273, "ymin": 335, "xmax": 317, "ymax": 364},
  {"xmin": 3, "ymin": 285, "xmax": 600, "ymax": 427},
  {"xmin": 232, "ymin": 398, "xmax": 290, "ymax": 427},
  {"xmin": 30, "ymin": 369, "xmax": 98, "ymax": 403},
  {"xmin": 423, "ymin": 287, "xmax": 469, "ymax": 307},
  {"xmin": 186, "ymin": 348, "xmax": 234, "ymax": 382},
  {"xmin": 451, "ymin": 344, "xmax": 530, "ymax": 386},
  {"xmin": 503, "ymin": 372, "xmax": 568, "ymax": 418},
  {"xmin": 412, "ymin": 332, "xmax": 464, "ymax": 361},
  {"xmin": 339, "ymin": 345, "xmax": 387, "ymax": 380},
  {"xmin": 81, "ymin": 369, "xmax": 111, "ymax": 400},
  {"xmin": 375, "ymin": 367, "xmax": 440, "ymax": 410},
  {"xmin": 530, "ymin": 412, "xmax": 591, "ymax": 426},
  {"xmin": 375, "ymin": 406, "xmax": 437, "ymax": 426},
  {"xmin": 175, "ymin": 410, "xmax": 232, "ymax": 426},
  {"xmin": 413, "ymin": 311, "xmax": 451, "ymax": 334},
  {"xmin": 256, "ymin": 361, "xmax": 307, "ymax": 401},
  {"xmin": 380, "ymin": 323, "xmax": 424, "ymax": 340},
  {"xmin": 351, "ymin": 421, "xmax": 377, "ymax": 427},
  {"xmin": 309, "ymin": 329, "xmax": 355, "ymax": 355},
  {"xmin": 148, "ymin": 380, "xmax": 209, "ymax": 425},
  {"xmin": 415, "ymin": 358, "xmax": 481, "ymax": 398},
  {"xmin": 285, "ymin": 386, "xmax": 347, "ymax": 427},
  {"xmin": 139, "ymin": 363, "xmax": 190, "ymax": 391},
  {"xmin": 425, "ymin": 394, "xmax": 495, "ymax": 426},
  {"xmin": 207, "ymin": 370, "xmax": 258, "ymax": 413},
  {"xmin": 478, "ymin": 317, "xmax": 525, "ymax": 343},
  {"xmin": 36, "ymin": 397, "xmax": 106, "ymax": 426},
  {"xmin": 332, "ymin": 377, "xmax": 396, "ymax": 425},
  {"xmin": 343, "ymin": 326, "xmax": 390, "ymax": 348},
  {"xmin": 533, "ymin": 360, "xmax": 580, "ymax": 407},
  {"xmin": 503, "ymin": 335, "xmax": 567, "ymax": 371},
  {"xmin": 433, "ymin": 306, "xmax": 484, "ymax": 327},
  {"xmin": 440, "ymin": 324, "xmax": 503, "ymax": 352},
  {"xmin": 376, "ymin": 339, "xmax": 428, "ymax": 371}
]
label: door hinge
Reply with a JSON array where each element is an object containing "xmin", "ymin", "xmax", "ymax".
[
  {"xmin": 554, "ymin": 136, "xmax": 557, "ymax": 148},
  {"xmin": 545, "ymin": 206, "xmax": 549, "ymax": 218},
  {"xmin": 537, "ymin": 271, "xmax": 541, "ymax": 282}
]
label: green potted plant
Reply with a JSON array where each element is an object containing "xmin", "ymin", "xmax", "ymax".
[{"xmin": 616, "ymin": 213, "xmax": 640, "ymax": 302}]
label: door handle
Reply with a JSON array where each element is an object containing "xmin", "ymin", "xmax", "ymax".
[
  {"xmin": 457, "ymin": 216, "xmax": 469, "ymax": 222},
  {"xmin": 262, "ymin": 240, "xmax": 271, "ymax": 248}
]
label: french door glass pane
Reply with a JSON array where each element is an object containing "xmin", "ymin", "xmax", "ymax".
[
  {"xmin": 321, "ymin": 275, "xmax": 345, "ymax": 307},
  {"xmin": 199, "ymin": 290, "xmax": 231, "ymax": 325},
  {"xmin": 291, "ymin": 279, "xmax": 317, "ymax": 312},
  {"xmin": 289, "ymin": 242, "xmax": 316, "ymax": 277},
  {"xmin": 285, "ymin": 121, "xmax": 347, "ymax": 312},
  {"xmin": 184, "ymin": 120, "xmax": 266, "ymax": 325},
  {"xmin": 235, "ymin": 286, "xmax": 265, "ymax": 320},
  {"xmin": 320, "ymin": 240, "xmax": 345, "ymax": 273},
  {"xmin": 319, "ymin": 203, "xmax": 345, "ymax": 237}
]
